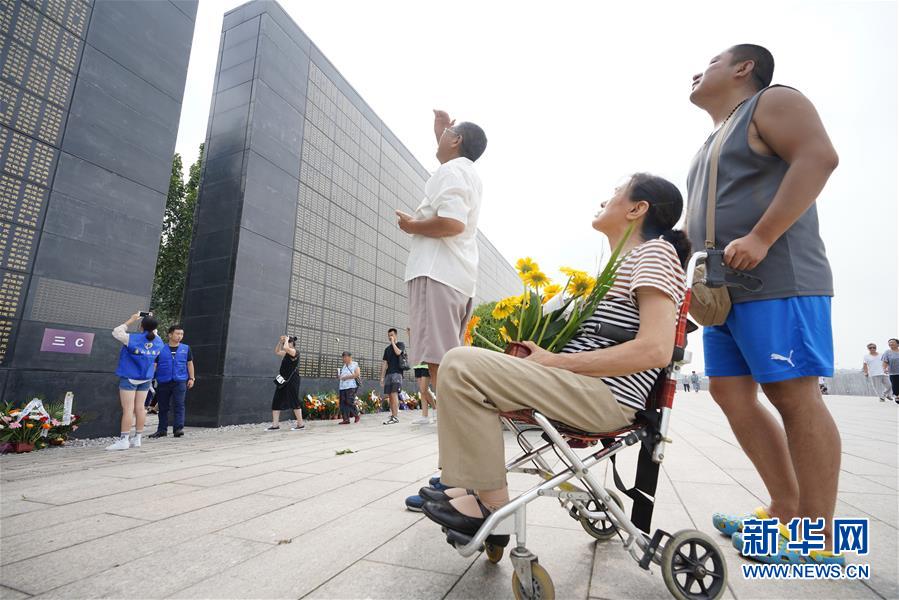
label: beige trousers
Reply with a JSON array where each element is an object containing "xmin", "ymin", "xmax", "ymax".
[
  {"xmin": 437, "ymin": 346, "xmax": 637, "ymax": 490},
  {"xmin": 407, "ymin": 276, "xmax": 473, "ymax": 365}
]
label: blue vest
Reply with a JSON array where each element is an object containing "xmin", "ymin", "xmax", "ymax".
[
  {"xmin": 116, "ymin": 333, "xmax": 164, "ymax": 380},
  {"xmin": 156, "ymin": 344, "xmax": 191, "ymax": 383}
]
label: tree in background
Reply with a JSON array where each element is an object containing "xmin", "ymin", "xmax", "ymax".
[{"xmin": 151, "ymin": 144, "xmax": 204, "ymax": 327}]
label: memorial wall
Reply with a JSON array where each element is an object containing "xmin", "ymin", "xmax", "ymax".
[
  {"xmin": 0, "ymin": 0, "xmax": 197, "ymax": 437},
  {"xmin": 181, "ymin": 0, "xmax": 520, "ymax": 426}
]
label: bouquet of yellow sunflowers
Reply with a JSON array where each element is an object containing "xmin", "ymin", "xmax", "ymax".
[{"xmin": 471, "ymin": 231, "xmax": 630, "ymax": 355}]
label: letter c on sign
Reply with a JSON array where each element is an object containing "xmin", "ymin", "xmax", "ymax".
[{"xmin": 75, "ymin": 338, "xmax": 84, "ymax": 347}]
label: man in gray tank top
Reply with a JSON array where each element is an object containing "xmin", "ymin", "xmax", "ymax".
[{"xmin": 686, "ymin": 44, "xmax": 844, "ymax": 565}]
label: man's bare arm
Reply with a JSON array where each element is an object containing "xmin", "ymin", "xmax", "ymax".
[
  {"xmin": 724, "ymin": 88, "xmax": 838, "ymax": 271},
  {"xmin": 397, "ymin": 211, "xmax": 464, "ymax": 238}
]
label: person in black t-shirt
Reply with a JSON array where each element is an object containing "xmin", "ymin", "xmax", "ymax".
[{"xmin": 379, "ymin": 328, "xmax": 405, "ymax": 425}]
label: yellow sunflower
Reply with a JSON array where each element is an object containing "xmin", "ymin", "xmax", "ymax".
[
  {"xmin": 567, "ymin": 273, "xmax": 596, "ymax": 298},
  {"xmin": 498, "ymin": 326, "xmax": 511, "ymax": 343},
  {"xmin": 559, "ymin": 266, "xmax": 587, "ymax": 279},
  {"xmin": 542, "ymin": 284, "xmax": 562, "ymax": 303},
  {"xmin": 522, "ymin": 270, "xmax": 550, "ymax": 289},
  {"xmin": 492, "ymin": 299, "xmax": 515, "ymax": 320},
  {"xmin": 504, "ymin": 294, "xmax": 523, "ymax": 307},
  {"xmin": 464, "ymin": 315, "xmax": 480, "ymax": 346},
  {"xmin": 516, "ymin": 257, "xmax": 539, "ymax": 275}
]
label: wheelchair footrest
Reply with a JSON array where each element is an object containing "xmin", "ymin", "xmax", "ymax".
[
  {"xmin": 639, "ymin": 529, "xmax": 671, "ymax": 570},
  {"xmin": 444, "ymin": 527, "xmax": 511, "ymax": 550}
]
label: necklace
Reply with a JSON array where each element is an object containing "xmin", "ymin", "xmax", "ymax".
[{"xmin": 714, "ymin": 99, "xmax": 748, "ymax": 133}]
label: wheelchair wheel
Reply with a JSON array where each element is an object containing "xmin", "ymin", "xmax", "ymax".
[
  {"xmin": 661, "ymin": 529, "xmax": 727, "ymax": 600},
  {"xmin": 511, "ymin": 562, "xmax": 555, "ymax": 600},
  {"xmin": 485, "ymin": 542, "xmax": 504, "ymax": 563},
  {"xmin": 577, "ymin": 488, "xmax": 624, "ymax": 541}
]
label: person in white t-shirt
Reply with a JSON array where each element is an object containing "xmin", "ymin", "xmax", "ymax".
[
  {"xmin": 863, "ymin": 342, "xmax": 890, "ymax": 400},
  {"xmin": 396, "ymin": 110, "xmax": 487, "ymax": 392}
]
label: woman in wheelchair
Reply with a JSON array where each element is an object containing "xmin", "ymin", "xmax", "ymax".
[{"xmin": 422, "ymin": 173, "xmax": 690, "ymax": 535}]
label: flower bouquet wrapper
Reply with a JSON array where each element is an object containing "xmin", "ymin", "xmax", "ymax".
[{"xmin": 504, "ymin": 342, "xmax": 532, "ymax": 359}]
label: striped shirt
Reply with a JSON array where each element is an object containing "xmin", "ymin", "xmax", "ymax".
[{"xmin": 561, "ymin": 238, "xmax": 686, "ymax": 411}]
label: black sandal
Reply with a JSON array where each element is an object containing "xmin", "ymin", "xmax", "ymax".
[
  {"xmin": 422, "ymin": 493, "xmax": 494, "ymax": 536},
  {"xmin": 420, "ymin": 487, "xmax": 475, "ymax": 502}
]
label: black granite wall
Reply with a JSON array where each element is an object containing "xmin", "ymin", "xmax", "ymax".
[
  {"xmin": 0, "ymin": 0, "xmax": 197, "ymax": 437},
  {"xmin": 181, "ymin": 0, "xmax": 519, "ymax": 427}
]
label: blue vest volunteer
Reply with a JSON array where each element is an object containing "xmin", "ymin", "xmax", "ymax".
[
  {"xmin": 115, "ymin": 334, "xmax": 164, "ymax": 380},
  {"xmin": 156, "ymin": 344, "xmax": 191, "ymax": 383}
]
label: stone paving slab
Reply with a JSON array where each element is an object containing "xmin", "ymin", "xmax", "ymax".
[{"xmin": 1, "ymin": 393, "xmax": 896, "ymax": 600}]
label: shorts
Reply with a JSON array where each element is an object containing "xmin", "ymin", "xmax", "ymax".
[
  {"xmin": 703, "ymin": 296, "xmax": 833, "ymax": 384},
  {"xmin": 407, "ymin": 276, "xmax": 473, "ymax": 365},
  {"xmin": 118, "ymin": 377, "xmax": 151, "ymax": 391},
  {"xmin": 384, "ymin": 372, "xmax": 403, "ymax": 394},
  {"xmin": 414, "ymin": 367, "xmax": 430, "ymax": 379}
]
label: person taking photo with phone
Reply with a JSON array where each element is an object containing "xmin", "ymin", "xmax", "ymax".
[
  {"xmin": 108, "ymin": 312, "xmax": 163, "ymax": 451},
  {"xmin": 267, "ymin": 335, "xmax": 304, "ymax": 431}
]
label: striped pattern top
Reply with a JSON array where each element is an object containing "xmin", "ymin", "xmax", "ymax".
[{"xmin": 561, "ymin": 238, "xmax": 686, "ymax": 411}]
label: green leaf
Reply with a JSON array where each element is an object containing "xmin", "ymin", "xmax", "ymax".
[
  {"xmin": 520, "ymin": 290, "xmax": 542, "ymax": 340},
  {"xmin": 539, "ymin": 320, "xmax": 567, "ymax": 348}
]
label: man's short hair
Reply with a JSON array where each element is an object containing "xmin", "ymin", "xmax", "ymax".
[
  {"xmin": 388, "ymin": 328, "xmax": 397, "ymax": 335},
  {"xmin": 168, "ymin": 324, "xmax": 184, "ymax": 334},
  {"xmin": 455, "ymin": 122, "xmax": 488, "ymax": 162},
  {"xmin": 729, "ymin": 44, "xmax": 774, "ymax": 91}
]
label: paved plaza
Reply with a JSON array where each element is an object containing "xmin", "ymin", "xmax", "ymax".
[{"xmin": 0, "ymin": 392, "xmax": 896, "ymax": 600}]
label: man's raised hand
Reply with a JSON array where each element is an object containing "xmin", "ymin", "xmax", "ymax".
[{"xmin": 433, "ymin": 109, "xmax": 455, "ymax": 142}]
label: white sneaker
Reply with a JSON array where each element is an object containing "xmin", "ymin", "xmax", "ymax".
[
  {"xmin": 129, "ymin": 435, "xmax": 141, "ymax": 448},
  {"xmin": 411, "ymin": 416, "xmax": 430, "ymax": 425},
  {"xmin": 106, "ymin": 437, "xmax": 130, "ymax": 451},
  {"xmin": 382, "ymin": 415, "xmax": 399, "ymax": 425},
  {"xmin": 429, "ymin": 416, "xmax": 437, "ymax": 424}
]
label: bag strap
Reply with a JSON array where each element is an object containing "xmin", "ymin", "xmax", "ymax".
[{"xmin": 704, "ymin": 103, "xmax": 744, "ymax": 249}]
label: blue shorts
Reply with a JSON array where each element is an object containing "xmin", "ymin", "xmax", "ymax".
[
  {"xmin": 703, "ymin": 296, "xmax": 834, "ymax": 384},
  {"xmin": 118, "ymin": 377, "xmax": 151, "ymax": 391}
]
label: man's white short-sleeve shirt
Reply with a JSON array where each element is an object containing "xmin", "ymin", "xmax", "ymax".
[{"xmin": 404, "ymin": 157, "xmax": 482, "ymax": 298}]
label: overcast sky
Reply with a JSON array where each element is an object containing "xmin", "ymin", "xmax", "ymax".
[{"xmin": 174, "ymin": 0, "xmax": 898, "ymax": 372}]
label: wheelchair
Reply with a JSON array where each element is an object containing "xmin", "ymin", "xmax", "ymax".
[{"xmin": 437, "ymin": 252, "xmax": 746, "ymax": 600}]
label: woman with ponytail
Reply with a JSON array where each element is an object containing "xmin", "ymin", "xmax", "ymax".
[
  {"xmin": 108, "ymin": 312, "xmax": 164, "ymax": 451},
  {"xmin": 421, "ymin": 173, "xmax": 694, "ymax": 535}
]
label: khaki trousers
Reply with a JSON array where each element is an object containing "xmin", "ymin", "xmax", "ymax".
[{"xmin": 437, "ymin": 347, "xmax": 637, "ymax": 490}]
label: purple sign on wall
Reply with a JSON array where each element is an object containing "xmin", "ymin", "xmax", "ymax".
[{"xmin": 40, "ymin": 329, "xmax": 94, "ymax": 355}]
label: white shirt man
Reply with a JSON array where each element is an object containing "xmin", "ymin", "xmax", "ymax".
[
  {"xmin": 397, "ymin": 111, "xmax": 487, "ymax": 391},
  {"xmin": 863, "ymin": 343, "xmax": 890, "ymax": 400}
]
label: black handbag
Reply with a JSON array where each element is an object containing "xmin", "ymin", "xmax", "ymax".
[
  {"xmin": 400, "ymin": 349, "xmax": 410, "ymax": 371},
  {"xmin": 274, "ymin": 358, "xmax": 298, "ymax": 388}
]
